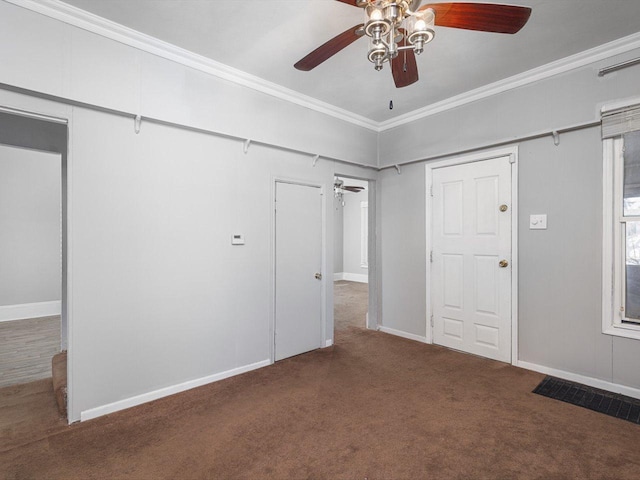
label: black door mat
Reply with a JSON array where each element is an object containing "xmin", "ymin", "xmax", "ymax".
[{"xmin": 533, "ymin": 376, "xmax": 640, "ymax": 424}]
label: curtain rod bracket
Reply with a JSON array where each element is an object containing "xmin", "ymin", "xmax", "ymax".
[
  {"xmin": 243, "ymin": 139, "xmax": 251, "ymax": 154},
  {"xmin": 134, "ymin": 115, "xmax": 142, "ymax": 134},
  {"xmin": 552, "ymin": 131, "xmax": 560, "ymax": 146},
  {"xmin": 394, "ymin": 164, "xmax": 401, "ymax": 174},
  {"xmin": 312, "ymin": 154, "xmax": 320, "ymax": 167},
  {"xmin": 598, "ymin": 57, "xmax": 640, "ymax": 77}
]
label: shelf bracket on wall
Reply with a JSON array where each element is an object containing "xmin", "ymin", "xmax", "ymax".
[
  {"xmin": 243, "ymin": 139, "xmax": 251, "ymax": 154},
  {"xmin": 134, "ymin": 115, "xmax": 142, "ymax": 134},
  {"xmin": 394, "ymin": 164, "xmax": 401, "ymax": 174},
  {"xmin": 312, "ymin": 154, "xmax": 320, "ymax": 167},
  {"xmin": 552, "ymin": 131, "xmax": 560, "ymax": 146}
]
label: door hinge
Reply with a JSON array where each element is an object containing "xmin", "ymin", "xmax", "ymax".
[
  {"xmin": 430, "ymin": 251, "xmax": 433, "ymax": 263},
  {"xmin": 430, "ymin": 184, "xmax": 433, "ymax": 197},
  {"xmin": 430, "ymin": 315, "xmax": 434, "ymax": 328}
]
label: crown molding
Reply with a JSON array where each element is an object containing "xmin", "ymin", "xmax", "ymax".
[
  {"xmin": 5, "ymin": 0, "xmax": 380, "ymax": 131},
  {"xmin": 5, "ymin": 1, "xmax": 640, "ymax": 135},
  {"xmin": 378, "ymin": 31, "xmax": 640, "ymax": 131}
]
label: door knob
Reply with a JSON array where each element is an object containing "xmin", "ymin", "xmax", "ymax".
[
  {"xmin": 315, "ymin": 273, "xmax": 322, "ymax": 280},
  {"xmin": 499, "ymin": 260, "xmax": 509, "ymax": 268}
]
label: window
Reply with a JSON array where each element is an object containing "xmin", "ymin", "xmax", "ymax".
[{"xmin": 603, "ymin": 102, "xmax": 640, "ymax": 339}]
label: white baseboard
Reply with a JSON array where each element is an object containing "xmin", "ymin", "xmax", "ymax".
[
  {"xmin": 517, "ymin": 360, "xmax": 640, "ymax": 401},
  {"xmin": 334, "ymin": 272, "xmax": 368, "ymax": 283},
  {"xmin": 0, "ymin": 300, "xmax": 61, "ymax": 322},
  {"xmin": 80, "ymin": 359, "xmax": 271, "ymax": 422},
  {"xmin": 325, "ymin": 339, "xmax": 333, "ymax": 347},
  {"xmin": 378, "ymin": 326, "xmax": 427, "ymax": 344}
]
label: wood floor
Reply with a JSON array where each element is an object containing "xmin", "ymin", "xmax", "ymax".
[{"xmin": 0, "ymin": 316, "xmax": 60, "ymax": 388}]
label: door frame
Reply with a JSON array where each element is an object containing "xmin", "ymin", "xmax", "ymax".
[
  {"xmin": 271, "ymin": 177, "xmax": 327, "ymax": 364},
  {"xmin": 333, "ymin": 174, "xmax": 379, "ymax": 331},
  {"xmin": 425, "ymin": 146, "xmax": 519, "ymax": 365},
  {"xmin": 0, "ymin": 99, "xmax": 74, "ymax": 419}
]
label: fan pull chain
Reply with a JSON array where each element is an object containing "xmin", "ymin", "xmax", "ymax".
[{"xmin": 389, "ymin": 100, "xmax": 393, "ymax": 110}]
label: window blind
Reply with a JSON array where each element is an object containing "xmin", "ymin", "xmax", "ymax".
[{"xmin": 602, "ymin": 103, "xmax": 640, "ymax": 139}]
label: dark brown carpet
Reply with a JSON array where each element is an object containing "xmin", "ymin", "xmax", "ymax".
[{"xmin": 2, "ymin": 281, "xmax": 640, "ymax": 479}]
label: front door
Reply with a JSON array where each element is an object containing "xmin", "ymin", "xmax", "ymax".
[
  {"xmin": 275, "ymin": 181, "xmax": 323, "ymax": 361},
  {"xmin": 431, "ymin": 156, "xmax": 512, "ymax": 362}
]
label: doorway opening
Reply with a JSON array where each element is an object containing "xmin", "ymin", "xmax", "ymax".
[
  {"xmin": 0, "ymin": 108, "xmax": 69, "ymax": 423},
  {"xmin": 333, "ymin": 176, "xmax": 370, "ymax": 336}
]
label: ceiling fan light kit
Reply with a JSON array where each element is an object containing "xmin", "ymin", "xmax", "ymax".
[
  {"xmin": 294, "ymin": 1, "xmax": 532, "ymax": 88},
  {"xmin": 362, "ymin": 1, "xmax": 435, "ymax": 71}
]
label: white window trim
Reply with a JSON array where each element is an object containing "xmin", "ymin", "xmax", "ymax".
[{"xmin": 602, "ymin": 136, "xmax": 640, "ymax": 340}]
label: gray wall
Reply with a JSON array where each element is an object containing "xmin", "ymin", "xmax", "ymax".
[
  {"xmin": 0, "ymin": 1, "xmax": 378, "ymax": 168},
  {"xmin": 342, "ymin": 189, "xmax": 369, "ymax": 278},
  {"xmin": 3, "ymin": 0, "xmax": 640, "ymax": 420},
  {"xmin": 518, "ymin": 127, "xmax": 611, "ymax": 379},
  {"xmin": 0, "ymin": 2, "xmax": 377, "ymax": 422},
  {"xmin": 378, "ymin": 47, "xmax": 640, "ymax": 390},
  {"xmin": 379, "ymin": 47, "xmax": 640, "ymax": 167},
  {"xmin": 377, "ymin": 127, "xmax": 622, "ymax": 381},
  {"xmin": 67, "ymin": 106, "xmax": 365, "ymax": 421},
  {"xmin": 380, "ymin": 162, "xmax": 427, "ymax": 337},
  {"xmin": 0, "ymin": 145, "xmax": 61, "ymax": 306}
]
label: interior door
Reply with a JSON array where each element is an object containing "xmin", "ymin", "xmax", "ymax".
[
  {"xmin": 431, "ymin": 156, "xmax": 512, "ymax": 362},
  {"xmin": 275, "ymin": 181, "xmax": 323, "ymax": 361}
]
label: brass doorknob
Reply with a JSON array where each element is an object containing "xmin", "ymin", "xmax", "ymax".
[
  {"xmin": 499, "ymin": 260, "xmax": 509, "ymax": 268},
  {"xmin": 499, "ymin": 204, "xmax": 508, "ymax": 212},
  {"xmin": 315, "ymin": 273, "xmax": 322, "ymax": 280}
]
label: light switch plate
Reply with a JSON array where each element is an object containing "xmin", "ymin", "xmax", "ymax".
[{"xmin": 529, "ymin": 214, "xmax": 547, "ymax": 230}]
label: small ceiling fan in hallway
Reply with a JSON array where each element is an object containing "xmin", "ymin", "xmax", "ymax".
[
  {"xmin": 294, "ymin": 1, "xmax": 532, "ymax": 88},
  {"xmin": 334, "ymin": 178, "xmax": 365, "ymax": 206}
]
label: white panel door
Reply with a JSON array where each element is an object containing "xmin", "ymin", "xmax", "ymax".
[
  {"xmin": 431, "ymin": 156, "xmax": 512, "ymax": 362},
  {"xmin": 275, "ymin": 182, "xmax": 323, "ymax": 361}
]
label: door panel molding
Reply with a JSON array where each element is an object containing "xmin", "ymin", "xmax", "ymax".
[{"xmin": 425, "ymin": 146, "xmax": 518, "ymax": 364}]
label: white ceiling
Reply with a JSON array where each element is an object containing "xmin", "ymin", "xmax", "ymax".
[{"xmin": 60, "ymin": 0, "xmax": 640, "ymax": 124}]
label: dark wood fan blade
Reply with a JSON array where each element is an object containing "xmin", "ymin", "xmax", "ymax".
[
  {"xmin": 421, "ymin": 3, "xmax": 532, "ymax": 34},
  {"xmin": 335, "ymin": 0, "xmax": 360, "ymax": 6},
  {"xmin": 391, "ymin": 35, "xmax": 419, "ymax": 88},
  {"xmin": 343, "ymin": 186, "xmax": 365, "ymax": 192},
  {"xmin": 294, "ymin": 24, "xmax": 364, "ymax": 71}
]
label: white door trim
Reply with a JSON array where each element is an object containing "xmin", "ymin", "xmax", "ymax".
[
  {"xmin": 271, "ymin": 177, "xmax": 327, "ymax": 364},
  {"xmin": 333, "ymin": 174, "xmax": 379, "ymax": 331},
  {"xmin": 0, "ymin": 95, "xmax": 73, "ymax": 421},
  {"xmin": 425, "ymin": 146, "xmax": 519, "ymax": 364}
]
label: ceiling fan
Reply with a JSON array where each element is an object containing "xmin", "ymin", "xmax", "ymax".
[
  {"xmin": 335, "ymin": 178, "xmax": 365, "ymax": 205},
  {"xmin": 294, "ymin": 1, "xmax": 532, "ymax": 88}
]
